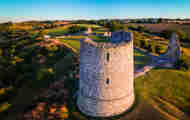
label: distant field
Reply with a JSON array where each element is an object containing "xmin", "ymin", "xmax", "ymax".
[
  {"xmin": 128, "ymin": 23, "xmax": 190, "ymax": 36},
  {"xmin": 45, "ymin": 25, "xmax": 72, "ymax": 36}
]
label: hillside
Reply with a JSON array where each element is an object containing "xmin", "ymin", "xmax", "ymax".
[{"xmin": 0, "ymin": 23, "xmax": 189, "ymax": 120}]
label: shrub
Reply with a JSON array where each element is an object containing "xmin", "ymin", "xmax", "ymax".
[
  {"xmin": 147, "ymin": 44, "xmax": 153, "ymax": 52},
  {"xmin": 175, "ymin": 55, "xmax": 190, "ymax": 71},
  {"xmin": 68, "ymin": 25, "xmax": 87, "ymax": 33},
  {"xmin": 144, "ymin": 40, "xmax": 149, "ymax": 49},
  {"xmin": 161, "ymin": 30, "xmax": 187, "ymax": 41},
  {"xmin": 137, "ymin": 25, "xmax": 150, "ymax": 33},
  {"xmin": 155, "ymin": 45, "xmax": 164, "ymax": 54},
  {"xmin": 134, "ymin": 40, "xmax": 141, "ymax": 47},
  {"xmin": 128, "ymin": 25, "xmax": 138, "ymax": 30},
  {"xmin": 140, "ymin": 40, "xmax": 145, "ymax": 49}
]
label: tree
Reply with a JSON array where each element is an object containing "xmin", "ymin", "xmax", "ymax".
[
  {"xmin": 176, "ymin": 30, "xmax": 187, "ymax": 41},
  {"xmin": 140, "ymin": 40, "xmax": 145, "ymax": 48},
  {"xmin": 161, "ymin": 29, "xmax": 187, "ymax": 41},
  {"xmin": 155, "ymin": 45, "xmax": 164, "ymax": 54}
]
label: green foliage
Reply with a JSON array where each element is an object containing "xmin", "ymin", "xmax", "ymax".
[
  {"xmin": 68, "ymin": 25, "xmax": 87, "ymax": 33},
  {"xmin": 143, "ymin": 40, "xmax": 149, "ymax": 49},
  {"xmin": 134, "ymin": 39, "xmax": 141, "ymax": 47},
  {"xmin": 128, "ymin": 25, "xmax": 138, "ymax": 30},
  {"xmin": 137, "ymin": 25, "xmax": 150, "ymax": 33},
  {"xmin": 161, "ymin": 29, "xmax": 189, "ymax": 42},
  {"xmin": 0, "ymin": 102, "xmax": 11, "ymax": 112},
  {"xmin": 147, "ymin": 44, "xmax": 153, "ymax": 52},
  {"xmin": 155, "ymin": 45, "xmax": 164, "ymax": 54},
  {"xmin": 140, "ymin": 40, "xmax": 146, "ymax": 48},
  {"xmin": 177, "ymin": 30, "xmax": 187, "ymax": 40},
  {"xmin": 176, "ymin": 54, "xmax": 190, "ymax": 71},
  {"xmin": 104, "ymin": 20, "xmax": 127, "ymax": 32}
]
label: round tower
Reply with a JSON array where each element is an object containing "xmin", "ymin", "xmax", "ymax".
[{"xmin": 77, "ymin": 32, "xmax": 135, "ymax": 117}]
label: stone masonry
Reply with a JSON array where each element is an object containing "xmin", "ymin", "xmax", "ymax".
[
  {"xmin": 164, "ymin": 33, "xmax": 181, "ymax": 64},
  {"xmin": 154, "ymin": 33, "xmax": 181, "ymax": 67},
  {"xmin": 77, "ymin": 31, "xmax": 135, "ymax": 117}
]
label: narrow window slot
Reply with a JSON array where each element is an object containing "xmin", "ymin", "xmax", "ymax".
[
  {"xmin": 106, "ymin": 52, "xmax": 110, "ymax": 62},
  {"xmin": 106, "ymin": 78, "xmax": 110, "ymax": 85}
]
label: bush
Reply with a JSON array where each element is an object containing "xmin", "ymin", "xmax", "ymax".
[
  {"xmin": 68, "ymin": 25, "xmax": 87, "ymax": 33},
  {"xmin": 137, "ymin": 25, "xmax": 150, "ymax": 33},
  {"xmin": 144, "ymin": 40, "xmax": 149, "ymax": 49},
  {"xmin": 175, "ymin": 55, "xmax": 190, "ymax": 71},
  {"xmin": 155, "ymin": 45, "xmax": 163, "ymax": 54},
  {"xmin": 147, "ymin": 44, "xmax": 153, "ymax": 52},
  {"xmin": 140, "ymin": 40, "xmax": 145, "ymax": 49},
  {"xmin": 128, "ymin": 25, "xmax": 138, "ymax": 31},
  {"xmin": 161, "ymin": 29, "xmax": 187, "ymax": 41},
  {"xmin": 134, "ymin": 40, "xmax": 140, "ymax": 47}
]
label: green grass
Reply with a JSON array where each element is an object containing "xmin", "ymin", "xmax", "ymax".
[
  {"xmin": 58, "ymin": 30, "xmax": 190, "ymax": 119},
  {"xmin": 134, "ymin": 49, "xmax": 152, "ymax": 69},
  {"xmin": 135, "ymin": 68, "xmax": 190, "ymax": 115},
  {"xmin": 59, "ymin": 38, "xmax": 81, "ymax": 52},
  {"xmin": 3, "ymin": 24, "xmax": 190, "ymax": 119},
  {"xmin": 59, "ymin": 36, "xmax": 152, "ymax": 69},
  {"xmin": 74, "ymin": 24, "xmax": 101, "ymax": 28},
  {"xmin": 45, "ymin": 26, "xmax": 70, "ymax": 36}
]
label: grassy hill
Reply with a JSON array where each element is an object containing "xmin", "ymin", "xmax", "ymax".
[
  {"xmin": 1, "ymin": 23, "xmax": 190, "ymax": 120},
  {"xmin": 56, "ymin": 27, "xmax": 190, "ymax": 119}
]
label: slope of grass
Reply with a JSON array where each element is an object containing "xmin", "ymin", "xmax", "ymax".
[
  {"xmin": 134, "ymin": 49, "xmax": 152, "ymax": 69},
  {"xmin": 135, "ymin": 68, "xmax": 190, "ymax": 116},
  {"xmin": 45, "ymin": 25, "xmax": 71, "ymax": 36}
]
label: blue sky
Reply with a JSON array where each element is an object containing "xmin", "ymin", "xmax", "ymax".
[{"xmin": 0, "ymin": 0, "xmax": 189, "ymax": 22}]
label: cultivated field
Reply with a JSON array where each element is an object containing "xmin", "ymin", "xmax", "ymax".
[{"xmin": 128, "ymin": 23, "xmax": 190, "ymax": 36}]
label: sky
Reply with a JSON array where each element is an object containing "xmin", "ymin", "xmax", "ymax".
[{"xmin": 0, "ymin": 0, "xmax": 190, "ymax": 22}]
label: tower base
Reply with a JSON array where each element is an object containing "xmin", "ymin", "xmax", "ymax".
[{"xmin": 77, "ymin": 93, "xmax": 135, "ymax": 117}]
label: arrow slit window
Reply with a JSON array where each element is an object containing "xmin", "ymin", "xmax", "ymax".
[
  {"xmin": 106, "ymin": 52, "xmax": 110, "ymax": 62},
  {"xmin": 106, "ymin": 78, "xmax": 110, "ymax": 85}
]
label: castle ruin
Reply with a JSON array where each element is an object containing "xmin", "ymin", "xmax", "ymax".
[
  {"xmin": 77, "ymin": 31, "xmax": 135, "ymax": 117},
  {"xmin": 154, "ymin": 33, "xmax": 181, "ymax": 67},
  {"xmin": 163, "ymin": 33, "xmax": 181, "ymax": 64}
]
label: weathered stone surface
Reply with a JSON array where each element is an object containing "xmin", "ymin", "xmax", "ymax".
[
  {"xmin": 163, "ymin": 33, "xmax": 181, "ymax": 64},
  {"xmin": 77, "ymin": 32, "xmax": 135, "ymax": 117},
  {"xmin": 104, "ymin": 32, "xmax": 112, "ymax": 37},
  {"xmin": 85, "ymin": 28, "xmax": 92, "ymax": 35}
]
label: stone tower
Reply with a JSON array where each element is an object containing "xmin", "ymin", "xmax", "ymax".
[{"xmin": 77, "ymin": 31, "xmax": 135, "ymax": 117}]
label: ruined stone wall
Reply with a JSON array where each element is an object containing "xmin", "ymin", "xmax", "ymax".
[
  {"xmin": 163, "ymin": 33, "xmax": 181, "ymax": 64},
  {"xmin": 77, "ymin": 32, "xmax": 134, "ymax": 117}
]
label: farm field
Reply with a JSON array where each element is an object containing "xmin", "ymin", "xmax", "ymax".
[{"xmin": 128, "ymin": 23, "xmax": 190, "ymax": 36}]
